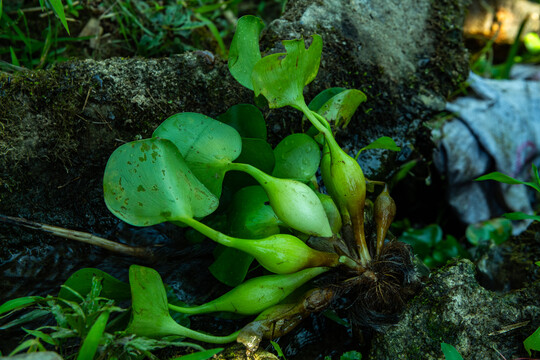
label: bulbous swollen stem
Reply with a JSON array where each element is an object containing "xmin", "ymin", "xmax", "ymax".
[
  {"xmin": 374, "ymin": 184, "xmax": 396, "ymax": 256},
  {"xmin": 351, "ymin": 209, "xmax": 371, "ymax": 265},
  {"xmin": 302, "ymin": 108, "xmax": 372, "ymax": 265},
  {"xmin": 225, "ymin": 162, "xmax": 333, "ymax": 237},
  {"xmin": 180, "ymin": 217, "xmax": 340, "ymax": 274}
]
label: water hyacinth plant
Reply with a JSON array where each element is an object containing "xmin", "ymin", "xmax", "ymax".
[
  {"xmin": 1, "ymin": 15, "xmax": 420, "ymax": 357},
  {"xmin": 102, "ymin": 14, "xmax": 418, "ymax": 348}
]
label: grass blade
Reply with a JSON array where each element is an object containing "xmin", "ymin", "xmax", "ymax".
[
  {"xmin": 48, "ymin": 0, "xmax": 70, "ymax": 34},
  {"xmin": 76, "ymin": 310, "xmax": 111, "ymax": 360},
  {"xmin": 9, "ymin": 46, "xmax": 20, "ymax": 66},
  {"xmin": 503, "ymin": 212, "xmax": 540, "ymax": 222},
  {"xmin": 195, "ymin": 13, "xmax": 225, "ymax": 56},
  {"xmin": 0, "ymin": 296, "xmax": 44, "ymax": 317}
]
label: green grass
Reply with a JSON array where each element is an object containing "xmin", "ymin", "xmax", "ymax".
[{"xmin": 0, "ymin": 0, "xmax": 288, "ymax": 73}]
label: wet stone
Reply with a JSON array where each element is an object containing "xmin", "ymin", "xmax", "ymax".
[{"xmin": 368, "ymin": 259, "xmax": 540, "ymax": 360}]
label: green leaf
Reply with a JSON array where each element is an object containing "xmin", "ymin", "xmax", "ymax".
[
  {"xmin": 209, "ymin": 247, "xmax": 255, "ymax": 287},
  {"xmin": 0, "ymin": 309, "xmax": 50, "ymax": 330},
  {"xmin": 399, "ymin": 224, "xmax": 443, "ymax": 258},
  {"xmin": 22, "ymin": 328, "xmax": 57, "ymax": 346},
  {"xmin": 153, "ymin": 113, "xmax": 242, "ymax": 197},
  {"xmin": 49, "ymin": 0, "xmax": 70, "ymax": 34},
  {"xmin": 8, "ymin": 339, "xmax": 43, "ymax": 356},
  {"xmin": 58, "ymin": 268, "xmax": 130, "ymax": 304},
  {"xmin": 210, "ymin": 186, "xmax": 282, "ymax": 286},
  {"xmin": 270, "ymin": 341, "xmax": 286, "ymax": 359},
  {"xmin": 236, "ymin": 138, "xmax": 275, "ymax": 175},
  {"xmin": 126, "ymin": 265, "xmax": 239, "ymax": 343},
  {"xmin": 103, "ymin": 138, "xmax": 218, "ymax": 226},
  {"xmin": 524, "ymin": 326, "xmax": 540, "ymax": 357},
  {"xmin": 532, "ymin": 163, "xmax": 540, "ymax": 188},
  {"xmin": 307, "ymin": 87, "xmax": 346, "ymax": 112},
  {"xmin": 0, "ymin": 296, "xmax": 44, "ymax": 317},
  {"xmin": 317, "ymin": 89, "xmax": 367, "ymax": 129},
  {"xmin": 173, "ymin": 348, "xmax": 224, "ymax": 360},
  {"xmin": 390, "ymin": 159, "xmax": 418, "ymax": 187},
  {"xmin": 252, "ymin": 35, "xmax": 323, "ymax": 110},
  {"xmin": 475, "ymin": 172, "xmax": 523, "ymax": 184},
  {"xmin": 317, "ymin": 192, "xmax": 342, "ymax": 234},
  {"xmin": 228, "ymin": 15, "xmax": 265, "ymax": 90},
  {"xmin": 217, "ymin": 104, "xmax": 267, "ymax": 140},
  {"xmin": 126, "ymin": 265, "xmax": 191, "ymax": 338},
  {"xmin": 503, "ymin": 212, "xmax": 540, "ymax": 222},
  {"xmin": 441, "ymin": 342, "xmax": 463, "ymax": 360},
  {"xmin": 225, "ymin": 138, "xmax": 276, "ymax": 192},
  {"xmin": 9, "ymin": 46, "xmax": 19, "ymax": 66},
  {"xmin": 340, "ymin": 350, "xmax": 362, "ymax": 360},
  {"xmin": 433, "ymin": 235, "xmax": 470, "ymax": 264},
  {"xmin": 272, "ymin": 133, "xmax": 321, "ymax": 182},
  {"xmin": 358, "ymin": 136, "xmax": 401, "ymax": 155},
  {"xmin": 228, "ymin": 186, "xmax": 282, "ymax": 239},
  {"xmin": 475, "ymin": 172, "xmax": 540, "ymax": 193},
  {"xmin": 194, "ymin": 13, "xmax": 225, "ymax": 55},
  {"xmin": 535, "ymin": 261, "xmax": 540, "ymax": 267},
  {"xmin": 76, "ymin": 310, "xmax": 111, "ymax": 360},
  {"xmin": 465, "ymin": 218, "xmax": 512, "ymax": 246}
]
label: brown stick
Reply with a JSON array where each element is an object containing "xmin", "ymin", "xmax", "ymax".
[{"xmin": 0, "ymin": 214, "xmax": 154, "ymax": 260}]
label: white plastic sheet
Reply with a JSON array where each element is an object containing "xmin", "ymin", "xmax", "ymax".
[{"xmin": 433, "ymin": 71, "xmax": 540, "ymax": 233}]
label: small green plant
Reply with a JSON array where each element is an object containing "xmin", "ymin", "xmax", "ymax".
[
  {"xmin": 470, "ymin": 17, "xmax": 539, "ymax": 79},
  {"xmin": 108, "ymin": 0, "xmax": 234, "ymax": 57},
  {"xmin": 398, "ymin": 224, "xmax": 470, "ymax": 268},
  {"xmin": 99, "ymin": 14, "xmax": 413, "ymax": 351},
  {"xmin": 476, "ymin": 164, "xmax": 540, "ymax": 222},
  {"xmin": 0, "ymin": 0, "xmax": 84, "ymax": 71},
  {"xmin": 0, "ymin": 268, "xmax": 222, "ymax": 359}
]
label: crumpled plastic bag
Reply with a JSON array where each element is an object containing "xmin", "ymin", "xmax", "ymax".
[{"xmin": 433, "ymin": 71, "xmax": 540, "ymax": 234}]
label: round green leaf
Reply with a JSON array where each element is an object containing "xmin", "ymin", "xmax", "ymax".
[
  {"xmin": 228, "ymin": 186, "xmax": 283, "ymax": 239},
  {"xmin": 209, "ymin": 247, "xmax": 255, "ymax": 287},
  {"xmin": 235, "ymin": 138, "xmax": 275, "ymax": 175},
  {"xmin": 59, "ymin": 268, "xmax": 130, "ymax": 303},
  {"xmin": 153, "ymin": 112, "xmax": 242, "ymax": 197},
  {"xmin": 217, "ymin": 104, "xmax": 267, "ymax": 140},
  {"xmin": 272, "ymin": 133, "xmax": 321, "ymax": 182},
  {"xmin": 252, "ymin": 36, "xmax": 323, "ymax": 109},
  {"xmin": 399, "ymin": 224, "xmax": 443, "ymax": 258},
  {"xmin": 211, "ymin": 187, "xmax": 281, "ymax": 287},
  {"xmin": 224, "ymin": 138, "xmax": 275, "ymax": 193},
  {"xmin": 465, "ymin": 218, "xmax": 512, "ymax": 245},
  {"xmin": 103, "ymin": 138, "xmax": 218, "ymax": 226},
  {"xmin": 228, "ymin": 15, "xmax": 265, "ymax": 90}
]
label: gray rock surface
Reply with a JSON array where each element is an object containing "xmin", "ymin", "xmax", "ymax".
[{"xmin": 368, "ymin": 259, "xmax": 540, "ymax": 360}]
